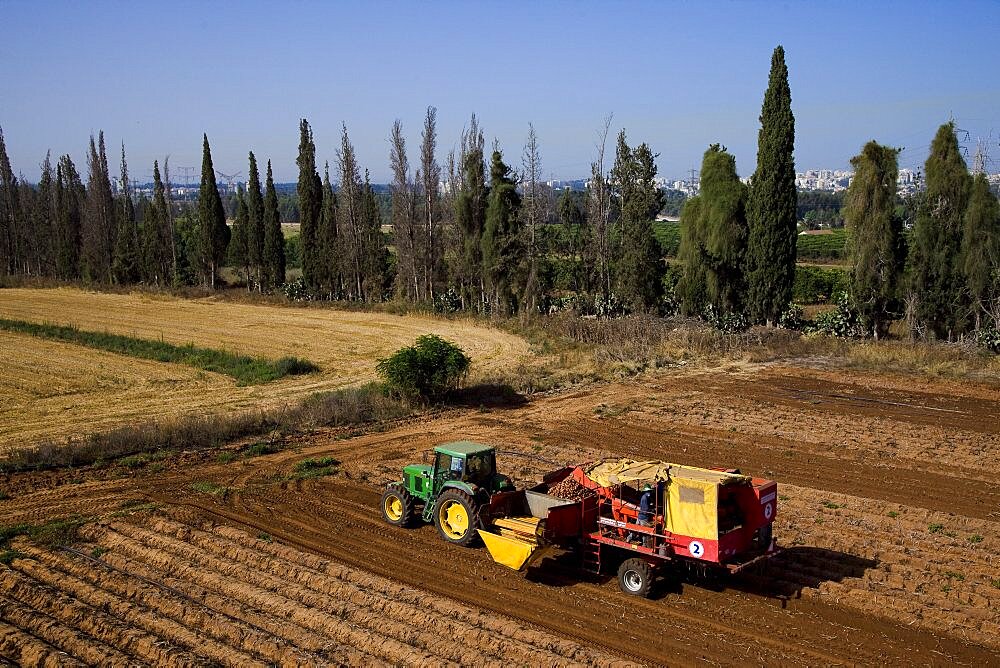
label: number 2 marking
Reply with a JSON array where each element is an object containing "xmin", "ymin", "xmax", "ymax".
[{"xmin": 689, "ymin": 541, "xmax": 704, "ymax": 557}]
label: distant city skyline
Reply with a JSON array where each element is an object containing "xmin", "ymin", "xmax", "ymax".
[{"xmin": 3, "ymin": 1, "xmax": 999, "ymax": 184}]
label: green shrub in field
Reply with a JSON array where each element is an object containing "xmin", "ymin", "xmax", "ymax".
[
  {"xmin": 977, "ymin": 322, "xmax": 1000, "ymax": 352},
  {"xmin": 291, "ymin": 456, "xmax": 339, "ymax": 479},
  {"xmin": 811, "ymin": 292, "xmax": 866, "ymax": 338},
  {"xmin": 376, "ymin": 334, "xmax": 471, "ymax": 401},
  {"xmin": 793, "ymin": 265, "xmax": 848, "ymax": 304}
]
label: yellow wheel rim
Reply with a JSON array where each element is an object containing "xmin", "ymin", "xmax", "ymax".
[
  {"xmin": 384, "ymin": 494, "xmax": 403, "ymax": 521},
  {"xmin": 439, "ymin": 499, "xmax": 469, "ymax": 539}
]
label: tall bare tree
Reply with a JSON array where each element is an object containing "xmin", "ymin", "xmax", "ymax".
[
  {"xmin": 390, "ymin": 119, "xmax": 419, "ymax": 300},
  {"xmin": 337, "ymin": 124, "xmax": 365, "ymax": 300},
  {"xmin": 587, "ymin": 115, "xmax": 614, "ymax": 299},
  {"xmin": 521, "ymin": 123, "xmax": 544, "ymax": 314},
  {"xmin": 419, "ymin": 106, "xmax": 442, "ymax": 300}
]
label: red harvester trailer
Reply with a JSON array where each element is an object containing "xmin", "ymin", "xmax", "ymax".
[{"xmin": 479, "ymin": 458, "xmax": 779, "ymax": 597}]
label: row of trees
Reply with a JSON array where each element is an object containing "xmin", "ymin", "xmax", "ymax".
[
  {"xmin": 678, "ymin": 46, "xmax": 797, "ymax": 326},
  {"xmin": 5, "ymin": 44, "xmax": 994, "ymax": 339},
  {"xmin": 0, "ymin": 45, "xmax": 808, "ymax": 324},
  {"xmin": 846, "ymin": 124, "xmax": 1000, "ymax": 340},
  {"xmin": 0, "ymin": 126, "xmax": 244, "ymax": 289},
  {"xmin": 282, "ymin": 110, "xmax": 667, "ymax": 316}
]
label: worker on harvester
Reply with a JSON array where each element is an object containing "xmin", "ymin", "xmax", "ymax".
[{"xmin": 638, "ymin": 484, "xmax": 654, "ymax": 525}]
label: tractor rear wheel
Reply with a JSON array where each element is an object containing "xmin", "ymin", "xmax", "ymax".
[
  {"xmin": 617, "ymin": 558, "xmax": 655, "ymax": 598},
  {"xmin": 433, "ymin": 488, "xmax": 482, "ymax": 546},
  {"xmin": 381, "ymin": 484, "xmax": 414, "ymax": 527}
]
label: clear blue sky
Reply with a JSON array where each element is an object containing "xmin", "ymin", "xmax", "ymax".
[{"xmin": 3, "ymin": 0, "xmax": 999, "ymax": 184}]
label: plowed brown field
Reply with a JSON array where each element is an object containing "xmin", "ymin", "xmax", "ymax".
[
  {"xmin": 0, "ymin": 287, "xmax": 532, "ymax": 450},
  {"xmin": 2, "ymin": 363, "xmax": 999, "ymax": 665}
]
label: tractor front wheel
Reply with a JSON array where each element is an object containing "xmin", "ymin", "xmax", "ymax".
[
  {"xmin": 381, "ymin": 484, "xmax": 414, "ymax": 527},
  {"xmin": 433, "ymin": 488, "xmax": 482, "ymax": 546},
  {"xmin": 617, "ymin": 558, "xmax": 655, "ymax": 598}
]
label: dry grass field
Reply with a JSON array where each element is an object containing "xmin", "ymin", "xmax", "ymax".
[{"xmin": 0, "ymin": 287, "xmax": 532, "ymax": 451}]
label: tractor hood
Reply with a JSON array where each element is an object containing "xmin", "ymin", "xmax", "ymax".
[{"xmin": 403, "ymin": 463, "xmax": 432, "ymax": 478}]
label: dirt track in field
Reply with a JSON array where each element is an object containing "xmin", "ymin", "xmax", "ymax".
[
  {"xmin": 0, "ymin": 287, "xmax": 532, "ymax": 450},
  {"xmin": 2, "ymin": 364, "xmax": 999, "ymax": 665}
]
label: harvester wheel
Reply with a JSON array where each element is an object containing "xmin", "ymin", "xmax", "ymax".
[
  {"xmin": 433, "ymin": 488, "xmax": 482, "ymax": 546},
  {"xmin": 617, "ymin": 558, "xmax": 654, "ymax": 598},
  {"xmin": 381, "ymin": 484, "xmax": 414, "ymax": 527}
]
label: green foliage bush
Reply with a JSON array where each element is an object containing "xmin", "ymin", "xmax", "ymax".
[
  {"xmin": 376, "ymin": 334, "xmax": 471, "ymax": 401},
  {"xmin": 977, "ymin": 322, "xmax": 1000, "ymax": 352},
  {"xmin": 793, "ymin": 265, "xmax": 848, "ymax": 304},
  {"xmin": 811, "ymin": 292, "xmax": 866, "ymax": 338}
]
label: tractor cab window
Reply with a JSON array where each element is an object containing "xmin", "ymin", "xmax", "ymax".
[
  {"xmin": 465, "ymin": 453, "xmax": 495, "ymax": 484},
  {"xmin": 435, "ymin": 452, "xmax": 464, "ymax": 481}
]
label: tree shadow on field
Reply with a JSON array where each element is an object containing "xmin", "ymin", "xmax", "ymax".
[{"xmin": 445, "ymin": 384, "xmax": 528, "ymax": 410}]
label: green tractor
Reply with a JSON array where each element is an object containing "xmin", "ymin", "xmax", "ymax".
[{"xmin": 381, "ymin": 441, "xmax": 514, "ymax": 546}]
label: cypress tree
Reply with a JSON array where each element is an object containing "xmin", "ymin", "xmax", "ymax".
[
  {"xmin": 677, "ymin": 196, "xmax": 709, "ymax": 314},
  {"xmin": 297, "ymin": 119, "xmax": 321, "ymax": 288},
  {"xmin": 844, "ymin": 141, "xmax": 902, "ymax": 339},
  {"xmin": 143, "ymin": 161, "xmax": 173, "ymax": 285},
  {"xmin": 746, "ymin": 45, "xmax": 797, "ymax": 325},
  {"xmin": 246, "ymin": 152, "xmax": 265, "ymax": 290},
  {"xmin": 337, "ymin": 124, "xmax": 365, "ymax": 301},
  {"xmin": 81, "ymin": 133, "xmax": 116, "ymax": 282},
  {"xmin": 111, "ymin": 143, "xmax": 140, "ymax": 284},
  {"xmin": 481, "ymin": 149, "xmax": 523, "ymax": 314},
  {"xmin": 55, "ymin": 155, "xmax": 83, "ymax": 279},
  {"xmin": 454, "ymin": 116, "xmax": 487, "ymax": 309},
  {"xmin": 230, "ymin": 186, "xmax": 250, "ymax": 288},
  {"xmin": 419, "ymin": 106, "xmax": 442, "ymax": 300},
  {"xmin": 908, "ymin": 122, "xmax": 972, "ymax": 338},
  {"xmin": 681, "ymin": 145, "xmax": 749, "ymax": 316},
  {"xmin": 613, "ymin": 133, "xmax": 664, "ymax": 312},
  {"xmin": 263, "ymin": 160, "xmax": 285, "ymax": 289},
  {"xmin": 360, "ymin": 170, "xmax": 389, "ymax": 301},
  {"xmin": 961, "ymin": 173, "xmax": 1000, "ymax": 331},
  {"xmin": 390, "ymin": 119, "xmax": 419, "ymax": 301},
  {"xmin": 30, "ymin": 152, "xmax": 56, "ymax": 276},
  {"xmin": 197, "ymin": 134, "xmax": 229, "ymax": 288},
  {"xmin": 0, "ymin": 127, "xmax": 21, "ymax": 275},
  {"xmin": 319, "ymin": 162, "xmax": 339, "ymax": 296}
]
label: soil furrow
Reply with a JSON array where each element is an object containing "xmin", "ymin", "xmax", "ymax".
[
  {"xmin": 13, "ymin": 543, "xmax": 316, "ymax": 667},
  {"xmin": 178, "ymin": 492, "xmax": 853, "ymax": 667},
  {"xmin": 82, "ymin": 523, "xmax": 463, "ymax": 668},
  {"xmin": 0, "ymin": 591, "xmax": 137, "ymax": 666},
  {"xmin": 125, "ymin": 516, "xmax": 510, "ymax": 667},
  {"xmin": 2, "ymin": 557, "xmax": 257, "ymax": 667},
  {"xmin": 143, "ymin": 512, "xmax": 598, "ymax": 667},
  {"xmin": 0, "ymin": 619, "xmax": 85, "ymax": 668}
]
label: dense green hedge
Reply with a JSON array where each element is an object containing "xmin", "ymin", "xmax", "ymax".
[
  {"xmin": 793, "ymin": 265, "xmax": 848, "ymax": 304},
  {"xmin": 653, "ymin": 221, "xmax": 681, "ymax": 257}
]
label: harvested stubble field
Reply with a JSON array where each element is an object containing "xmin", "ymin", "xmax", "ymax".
[
  {"xmin": 2, "ymin": 363, "xmax": 999, "ymax": 665},
  {"xmin": 0, "ymin": 287, "xmax": 531, "ymax": 451}
]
